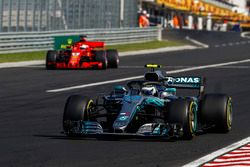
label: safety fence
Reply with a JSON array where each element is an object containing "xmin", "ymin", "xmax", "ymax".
[
  {"xmin": 0, "ymin": 27, "xmax": 162, "ymax": 54},
  {"xmin": 0, "ymin": 0, "xmax": 138, "ymax": 32}
]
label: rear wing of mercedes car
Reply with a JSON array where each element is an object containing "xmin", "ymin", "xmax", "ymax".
[
  {"xmin": 164, "ymin": 76, "xmax": 206, "ymax": 97},
  {"xmin": 143, "ymin": 64, "xmax": 206, "ymax": 96}
]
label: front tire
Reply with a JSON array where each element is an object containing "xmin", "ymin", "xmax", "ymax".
[
  {"xmin": 46, "ymin": 50, "xmax": 57, "ymax": 70},
  {"xmin": 166, "ymin": 99, "xmax": 197, "ymax": 139},
  {"xmin": 201, "ymin": 94, "xmax": 232, "ymax": 133},
  {"xmin": 63, "ymin": 95, "xmax": 94, "ymax": 135},
  {"xmin": 106, "ymin": 49, "xmax": 119, "ymax": 68}
]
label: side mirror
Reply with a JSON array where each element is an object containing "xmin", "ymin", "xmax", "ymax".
[{"xmin": 114, "ymin": 86, "xmax": 127, "ymax": 95}]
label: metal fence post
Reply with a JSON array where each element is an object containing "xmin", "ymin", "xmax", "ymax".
[
  {"xmin": 16, "ymin": 0, "xmax": 20, "ymax": 32},
  {"xmin": 46, "ymin": 0, "xmax": 49, "ymax": 31},
  {"xmin": 53, "ymin": 0, "xmax": 56, "ymax": 31},
  {"xmin": 38, "ymin": 0, "xmax": 42, "ymax": 31},
  {"xmin": 32, "ymin": 0, "xmax": 36, "ymax": 31},
  {"xmin": 72, "ymin": 0, "xmax": 76, "ymax": 29},
  {"xmin": 157, "ymin": 26, "xmax": 162, "ymax": 41},
  {"xmin": 24, "ymin": 0, "xmax": 28, "ymax": 32},
  {"xmin": 78, "ymin": 0, "xmax": 81, "ymax": 29},
  {"xmin": 66, "ymin": 0, "xmax": 69, "ymax": 29},
  {"xmin": 57, "ymin": 0, "xmax": 68, "ymax": 30},
  {"xmin": 0, "ymin": 0, "xmax": 3, "ymax": 32},
  {"xmin": 120, "ymin": 0, "xmax": 124, "ymax": 28},
  {"xmin": 8, "ymin": 0, "xmax": 12, "ymax": 32}
]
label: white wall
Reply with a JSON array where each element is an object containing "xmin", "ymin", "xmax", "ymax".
[
  {"xmin": 228, "ymin": 0, "xmax": 247, "ymax": 14},
  {"xmin": 230, "ymin": 0, "xmax": 246, "ymax": 9}
]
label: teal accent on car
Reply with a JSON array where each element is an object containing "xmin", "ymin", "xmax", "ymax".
[
  {"xmin": 165, "ymin": 88, "xmax": 176, "ymax": 92},
  {"xmin": 114, "ymin": 85, "xmax": 125, "ymax": 91},
  {"xmin": 123, "ymin": 95, "xmax": 142, "ymax": 103},
  {"xmin": 144, "ymin": 97, "xmax": 165, "ymax": 107}
]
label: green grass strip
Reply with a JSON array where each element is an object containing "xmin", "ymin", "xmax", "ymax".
[
  {"xmin": 0, "ymin": 40, "xmax": 183, "ymax": 63},
  {"xmin": 0, "ymin": 51, "xmax": 46, "ymax": 63},
  {"xmin": 107, "ymin": 40, "xmax": 183, "ymax": 52}
]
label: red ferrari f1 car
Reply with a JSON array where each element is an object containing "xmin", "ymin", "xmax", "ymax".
[{"xmin": 46, "ymin": 36, "xmax": 119, "ymax": 70}]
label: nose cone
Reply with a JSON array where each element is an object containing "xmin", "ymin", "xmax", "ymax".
[
  {"xmin": 68, "ymin": 53, "xmax": 80, "ymax": 68},
  {"xmin": 113, "ymin": 95, "xmax": 143, "ymax": 132},
  {"xmin": 68, "ymin": 62, "xmax": 79, "ymax": 68},
  {"xmin": 113, "ymin": 120, "xmax": 129, "ymax": 132},
  {"xmin": 113, "ymin": 111, "xmax": 132, "ymax": 132}
]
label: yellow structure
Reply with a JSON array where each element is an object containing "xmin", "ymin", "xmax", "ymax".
[{"xmin": 156, "ymin": 0, "xmax": 250, "ymax": 27}]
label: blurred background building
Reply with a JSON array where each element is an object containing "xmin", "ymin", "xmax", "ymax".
[
  {"xmin": 226, "ymin": 0, "xmax": 249, "ymax": 14},
  {"xmin": 139, "ymin": 0, "xmax": 250, "ymax": 31}
]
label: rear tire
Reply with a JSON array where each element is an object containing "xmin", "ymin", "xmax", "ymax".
[
  {"xmin": 166, "ymin": 99, "xmax": 197, "ymax": 139},
  {"xmin": 63, "ymin": 95, "xmax": 94, "ymax": 136},
  {"xmin": 46, "ymin": 50, "xmax": 57, "ymax": 70},
  {"xmin": 95, "ymin": 50, "xmax": 107, "ymax": 69},
  {"xmin": 201, "ymin": 94, "xmax": 232, "ymax": 133},
  {"xmin": 106, "ymin": 49, "xmax": 119, "ymax": 68}
]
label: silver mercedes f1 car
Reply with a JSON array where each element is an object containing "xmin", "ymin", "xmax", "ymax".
[{"xmin": 62, "ymin": 64, "xmax": 233, "ymax": 140}]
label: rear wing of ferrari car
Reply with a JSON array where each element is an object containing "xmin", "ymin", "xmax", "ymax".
[
  {"xmin": 54, "ymin": 35, "xmax": 106, "ymax": 50},
  {"xmin": 83, "ymin": 41, "xmax": 104, "ymax": 48}
]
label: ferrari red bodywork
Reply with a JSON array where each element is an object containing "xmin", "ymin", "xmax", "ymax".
[{"xmin": 46, "ymin": 37, "xmax": 119, "ymax": 70}]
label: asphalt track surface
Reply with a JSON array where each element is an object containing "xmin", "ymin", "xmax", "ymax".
[{"xmin": 1, "ymin": 30, "xmax": 250, "ymax": 167}]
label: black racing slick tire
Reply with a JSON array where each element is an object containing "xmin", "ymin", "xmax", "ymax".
[
  {"xmin": 106, "ymin": 49, "xmax": 119, "ymax": 68},
  {"xmin": 166, "ymin": 99, "xmax": 197, "ymax": 140},
  {"xmin": 201, "ymin": 94, "xmax": 233, "ymax": 133},
  {"xmin": 63, "ymin": 95, "xmax": 94, "ymax": 135},
  {"xmin": 46, "ymin": 50, "xmax": 57, "ymax": 70},
  {"xmin": 95, "ymin": 50, "xmax": 108, "ymax": 69}
]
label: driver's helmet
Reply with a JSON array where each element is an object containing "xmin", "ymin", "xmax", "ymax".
[
  {"xmin": 159, "ymin": 88, "xmax": 176, "ymax": 99},
  {"xmin": 80, "ymin": 44, "xmax": 89, "ymax": 50},
  {"xmin": 79, "ymin": 35, "xmax": 87, "ymax": 42},
  {"xmin": 141, "ymin": 86, "xmax": 157, "ymax": 96}
]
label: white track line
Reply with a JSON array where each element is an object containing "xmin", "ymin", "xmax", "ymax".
[
  {"xmin": 46, "ymin": 58, "xmax": 250, "ymax": 93},
  {"xmin": 241, "ymin": 32, "xmax": 250, "ymax": 39},
  {"xmin": 118, "ymin": 45, "xmax": 197, "ymax": 57},
  {"xmin": 185, "ymin": 36, "xmax": 209, "ymax": 48},
  {"xmin": 182, "ymin": 137, "xmax": 250, "ymax": 167},
  {"xmin": 0, "ymin": 60, "xmax": 45, "ymax": 69},
  {"xmin": 119, "ymin": 65, "xmax": 250, "ymax": 69}
]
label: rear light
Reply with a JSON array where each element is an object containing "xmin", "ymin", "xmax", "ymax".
[{"xmin": 72, "ymin": 52, "xmax": 80, "ymax": 56}]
